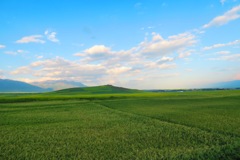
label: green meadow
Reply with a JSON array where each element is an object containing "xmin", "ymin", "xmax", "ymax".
[{"xmin": 0, "ymin": 87, "xmax": 240, "ymax": 159}]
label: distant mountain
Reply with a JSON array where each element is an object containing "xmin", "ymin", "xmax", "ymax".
[
  {"xmin": 53, "ymin": 84, "xmax": 143, "ymax": 94},
  {"xmin": 206, "ymin": 80, "xmax": 240, "ymax": 89},
  {"xmin": 32, "ymin": 80, "xmax": 86, "ymax": 90},
  {"xmin": 0, "ymin": 79, "xmax": 52, "ymax": 92}
]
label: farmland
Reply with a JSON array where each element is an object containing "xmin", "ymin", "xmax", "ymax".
[{"xmin": 0, "ymin": 88, "xmax": 240, "ymax": 159}]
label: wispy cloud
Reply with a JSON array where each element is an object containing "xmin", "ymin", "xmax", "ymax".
[
  {"xmin": 0, "ymin": 70, "xmax": 5, "ymax": 78},
  {"xmin": 203, "ymin": 39, "xmax": 240, "ymax": 50},
  {"xmin": 0, "ymin": 44, "xmax": 6, "ymax": 49},
  {"xmin": 106, "ymin": 67, "xmax": 132, "ymax": 75},
  {"xmin": 220, "ymin": 0, "xmax": 227, "ymax": 5},
  {"xmin": 203, "ymin": 5, "xmax": 240, "ymax": 28},
  {"xmin": 4, "ymin": 51, "xmax": 16, "ymax": 55},
  {"xmin": 178, "ymin": 50, "xmax": 194, "ymax": 58},
  {"xmin": 4, "ymin": 50, "xmax": 28, "ymax": 55},
  {"xmin": 16, "ymin": 35, "xmax": 45, "ymax": 44},
  {"xmin": 157, "ymin": 56, "xmax": 174, "ymax": 64},
  {"xmin": 36, "ymin": 55, "xmax": 44, "ymax": 59},
  {"xmin": 216, "ymin": 51, "xmax": 230, "ymax": 54},
  {"xmin": 209, "ymin": 53, "xmax": 240, "ymax": 61},
  {"xmin": 144, "ymin": 61, "xmax": 176, "ymax": 69},
  {"xmin": 45, "ymin": 30, "xmax": 59, "ymax": 43},
  {"xmin": 134, "ymin": 2, "xmax": 142, "ymax": 9}
]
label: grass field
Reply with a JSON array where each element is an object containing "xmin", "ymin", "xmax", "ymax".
[{"xmin": 0, "ymin": 89, "xmax": 240, "ymax": 159}]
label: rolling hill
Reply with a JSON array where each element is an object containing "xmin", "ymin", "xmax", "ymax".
[
  {"xmin": 53, "ymin": 84, "xmax": 143, "ymax": 94},
  {"xmin": 0, "ymin": 79, "xmax": 52, "ymax": 92}
]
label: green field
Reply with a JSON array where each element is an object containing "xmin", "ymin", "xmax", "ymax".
[{"xmin": 0, "ymin": 88, "xmax": 240, "ymax": 159}]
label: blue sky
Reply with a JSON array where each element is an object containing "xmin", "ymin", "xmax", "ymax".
[{"xmin": 0, "ymin": 0, "xmax": 240, "ymax": 89}]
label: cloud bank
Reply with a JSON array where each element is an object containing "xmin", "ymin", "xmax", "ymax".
[{"xmin": 11, "ymin": 31, "xmax": 196, "ymax": 88}]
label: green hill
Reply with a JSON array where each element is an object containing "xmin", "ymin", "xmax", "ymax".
[{"xmin": 53, "ymin": 85, "xmax": 143, "ymax": 94}]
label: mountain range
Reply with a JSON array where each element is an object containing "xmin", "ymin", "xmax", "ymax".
[
  {"xmin": 0, "ymin": 79, "xmax": 239, "ymax": 93},
  {"xmin": 0, "ymin": 79, "xmax": 52, "ymax": 93},
  {"xmin": 206, "ymin": 80, "xmax": 240, "ymax": 89},
  {"xmin": 31, "ymin": 80, "xmax": 86, "ymax": 90}
]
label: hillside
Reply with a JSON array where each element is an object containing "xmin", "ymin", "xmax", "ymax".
[
  {"xmin": 207, "ymin": 80, "xmax": 240, "ymax": 89},
  {"xmin": 0, "ymin": 79, "xmax": 52, "ymax": 93},
  {"xmin": 53, "ymin": 84, "xmax": 143, "ymax": 94},
  {"xmin": 32, "ymin": 80, "xmax": 86, "ymax": 90}
]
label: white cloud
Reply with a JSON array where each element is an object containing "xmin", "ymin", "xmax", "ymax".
[
  {"xmin": 179, "ymin": 50, "xmax": 193, "ymax": 58},
  {"xmin": 36, "ymin": 55, "xmax": 44, "ymax": 59},
  {"xmin": 152, "ymin": 32, "xmax": 163, "ymax": 41},
  {"xmin": 156, "ymin": 73, "xmax": 179, "ymax": 78},
  {"xmin": 216, "ymin": 51, "xmax": 230, "ymax": 54},
  {"xmin": 4, "ymin": 51, "xmax": 16, "ymax": 55},
  {"xmin": 220, "ymin": 0, "xmax": 226, "ymax": 5},
  {"xmin": 11, "ymin": 66, "xmax": 32, "ymax": 74},
  {"xmin": 0, "ymin": 44, "xmax": 6, "ymax": 49},
  {"xmin": 45, "ymin": 30, "xmax": 59, "ymax": 42},
  {"xmin": 203, "ymin": 5, "xmax": 240, "ymax": 28},
  {"xmin": 11, "ymin": 31, "xmax": 196, "ymax": 88},
  {"xmin": 157, "ymin": 56, "xmax": 174, "ymax": 64},
  {"xmin": 75, "ymin": 45, "xmax": 113, "ymax": 62},
  {"xmin": 11, "ymin": 57, "xmax": 107, "ymax": 84},
  {"xmin": 69, "ymin": 31, "xmax": 195, "ymax": 84},
  {"xmin": 10, "ymin": 54, "xmax": 178, "ymax": 87},
  {"xmin": 107, "ymin": 67, "xmax": 132, "ymax": 75},
  {"xmin": 4, "ymin": 50, "xmax": 28, "ymax": 55},
  {"xmin": 203, "ymin": 40, "xmax": 240, "ymax": 50},
  {"xmin": 17, "ymin": 50, "xmax": 24, "ymax": 53},
  {"xmin": 159, "ymin": 63, "xmax": 177, "ymax": 69},
  {"xmin": 148, "ymin": 26, "xmax": 155, "ymax": 29},
  {"xmin": 16, "ymin": 31, "xmax": 60, "ymax": 44},
  {"xmin": 140, "ymin": 32, "xmax": 196, "ymax": 57},
  {"xmin": 144, "ymin": 61, "xmax": 176, "ymax": 70},
  {"xmin": 16, "ymin": 35, "xmax": 45, "ymax": 44},
  {"xmin": 186, "ymin": 69, "xmax": 193, "ymax": 72},
  {"xmin": 209, "ymin": 54, "xmax": 240, "ymax": 61},
  {"xmin": 82, "ymin": 45, "xmax": 111, "ymax": 55},
  {"xmin": 44, "ymin": 30, "xmax": 49, "ymax": 35},
  {"xmin": 17, "ymin": 77, "xmax": 60, "ymax": 83},
  {"xmin": 0, "ymin": 70, "xmax": 5, "ymax": 78}
]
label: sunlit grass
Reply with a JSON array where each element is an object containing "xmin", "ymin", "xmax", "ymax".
[{"xmin": 0, "ymin": 90, "xmax": 240, "ymax": 159}]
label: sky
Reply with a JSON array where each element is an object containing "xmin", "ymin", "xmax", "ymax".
[{"xmin": 0, "ymin": 0, "xmax": 240, "ymax": 89}]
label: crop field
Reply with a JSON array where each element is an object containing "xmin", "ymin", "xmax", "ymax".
[{"xmin": 0, "ymin": 90, "xmax": 240, "ymax": 159}]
